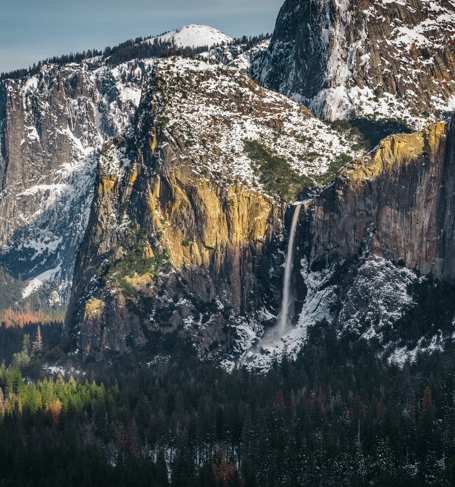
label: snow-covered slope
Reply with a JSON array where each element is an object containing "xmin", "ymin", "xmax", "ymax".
[
  {"xmin": 155, "ymin": 24, "xmax": 233, "ymax": 48},
  {"xmin": 153, "ymin": 58, "xmax": 362, "ymax": 191},
  {"xmin": 0, "ymin": 60, "xmax": 151, "ymax": 310}
]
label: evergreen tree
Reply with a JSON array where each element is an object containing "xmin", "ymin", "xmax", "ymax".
[{"xmin": 32, "ymin": 325, "xmax": 43, "ymax": 353}]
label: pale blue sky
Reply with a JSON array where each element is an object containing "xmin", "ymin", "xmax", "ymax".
[{"xmin": 0, "ymin": 0, "xmax": 283, "ymax": 73}]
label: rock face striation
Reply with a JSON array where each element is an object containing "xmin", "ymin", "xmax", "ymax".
[{"xmin": 259, "ymin": 0, "xmax": 455, "ymax": 125}]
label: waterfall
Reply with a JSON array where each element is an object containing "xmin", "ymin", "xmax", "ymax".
[
  {"xmin": 277, "ymin": 203, "xmax": 302, "ymax": 334},
  {"xmin": 259, "ymin": 202, "xmax": 302, "ymax": 348}
]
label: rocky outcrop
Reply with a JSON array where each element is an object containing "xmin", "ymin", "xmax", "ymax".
[
  {"xmin": 64, "ymin": 57, "xmax": 365, "ymax": 363},
  {"xmin": 305, "ymin": 119, "xmax": 455, "ymax": 279},
  {"xmin": 0, "ymin": 60, "xmax": 150, "ymax": 311},
  {"xmin": 260, "ymin": 0, "xmax": 455, "ymax": 125}
]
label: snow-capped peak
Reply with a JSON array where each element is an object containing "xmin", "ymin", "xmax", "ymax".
[{"xmin": 156, "ymin": 24, "xmax": 233, "ymax": 49}]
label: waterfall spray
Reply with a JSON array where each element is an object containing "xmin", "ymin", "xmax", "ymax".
[{"xmin": 277, "ymin": 203, "xmax": 302, "ymax": 334}]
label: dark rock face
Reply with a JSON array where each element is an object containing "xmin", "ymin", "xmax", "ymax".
[
  {"xmin": 439, "ymin": 116, "xmax": 455, "ymax": 281},
  {"xmin": 303, "ymin": 118, "xmax": 454, "ymax": 280},
  {"xmin": 285, "ymin": 116, "xmax": 455, "ymax": 365},
  {"xmin": 260, "ymin": 0, "xmax": 455, "ymax": 124},
  {"xmin": 259, "ymin": 0, "xmax": 331, "ymax": 99}
]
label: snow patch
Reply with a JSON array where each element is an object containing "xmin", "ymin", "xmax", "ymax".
[
  {"xmin": 22, "ymin": 265, "xmax": 62, "ymax": 299},
  {"xmin": 388, "ymin": 332, "xmax": 446, "ymax": 367},
  {"xmin": 156, "ymin": 25, "xmax": 233, "ymax": 49}
]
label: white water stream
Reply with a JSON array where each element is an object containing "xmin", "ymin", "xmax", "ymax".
[
  {"xmin": 277, "ymin": 203, "xmax": 302, "ymax": 334},
  {"xmin": 261, "ymin": 203, "xmax": 302, "ymax": 347}
]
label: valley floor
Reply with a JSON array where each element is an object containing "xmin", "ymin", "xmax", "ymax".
[{"xmin": 0, "ymin": 322, "xmax": 454, "ymax": 487}]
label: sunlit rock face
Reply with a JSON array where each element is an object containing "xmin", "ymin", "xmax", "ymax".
[
  {"xmin": 305, "ymin": 119, "xmax": 455, "ymax": 279},
  {"xmin": 259, "ymin": 0, "xmax": 455, "ymax": 126}
]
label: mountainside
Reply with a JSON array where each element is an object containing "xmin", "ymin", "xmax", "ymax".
[
  {"xmin": 242, "ymin": 116, "xmax": 455, "ymax": 369},
  {"xmin": 259, "ymin": 0, "xmax": 455, "ymax": 126},
  {"xmin": 0, "ymin": 26, "xmax": 257, "ymax": 317},
  {"xmin": 64, "ymin": 55, "xmax": 455, "ymax": 371},
  {"xmin": 0, "ymin": 59, "xmax": 149, "ymax": 313},
  {"xmin": 2, "ymin": 2, "xmax": 455, "ymax": 373},
  {"xmin": 6, "ymin": 3, "xmax": 455, "ymax": 486},
  {"xmin": 64, "ymin": 57, "xmax": 362, "ymax": 365}
]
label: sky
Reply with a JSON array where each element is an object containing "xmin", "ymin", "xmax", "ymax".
[{"xmin": 0, "ymin": 0, "xmax": 283, "ymax": 73}]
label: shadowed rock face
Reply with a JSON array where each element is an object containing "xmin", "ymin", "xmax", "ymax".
[
  {"xmin": 260, "ymin": 0, "xmax": 455, "ymax": 124},
  {"xmin": 303, "ymin": 117, "xmax": 455, "ymax": 281},
  {"xmin": 0, "ymin": 67, "xmax": 99, "ymax": 308}
]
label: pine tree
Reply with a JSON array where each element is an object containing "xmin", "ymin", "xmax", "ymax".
[
  {"xmin": 32, "ymin": 326, "xmax": 43, "ymax": 353},
  {"xmin": 156, "ymin": 450, "xmax": 169, "ymax": 487},
  {"xmin": 12, "ymin": 334, "xmax": 31, "ymax": 368}
]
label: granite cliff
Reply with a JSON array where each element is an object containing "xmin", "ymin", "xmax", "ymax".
[
  {"xmin": 64, "ymin": 57, "xmax": 360, "ymax": 365},
  {"xmin": 246, "ymin": 116, "xmax": 455, "ymax": 369},
  {"xmin": 259, "ymin": 0, "xmax": 455, "ymax": 125}
]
